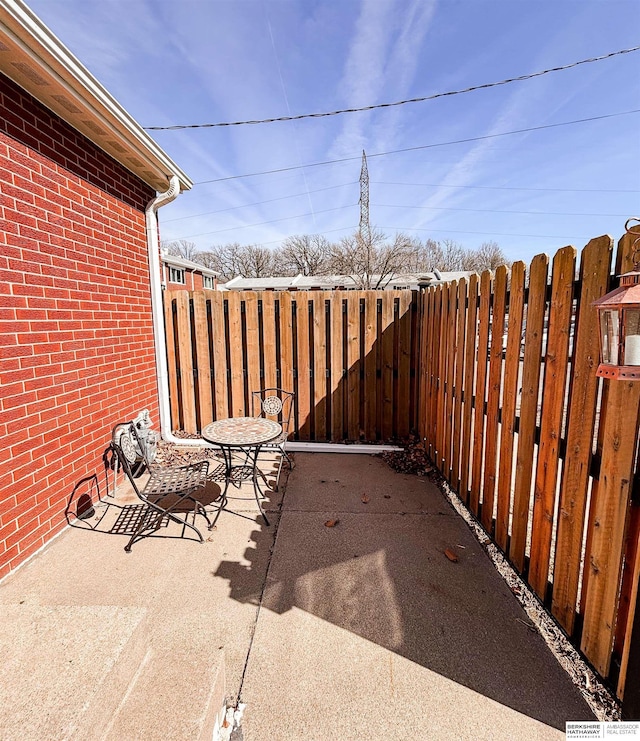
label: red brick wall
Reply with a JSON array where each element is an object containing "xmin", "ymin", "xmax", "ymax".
[{"xmin": 0, "ymin": 73, "xmax": 160, "ymax": 578}]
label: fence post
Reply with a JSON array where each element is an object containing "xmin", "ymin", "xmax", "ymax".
[{"xmin": 580, "ymin": 231, "xmax": 640, "ymax": 680}]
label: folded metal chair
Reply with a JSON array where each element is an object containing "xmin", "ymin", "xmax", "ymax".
[
  {"xmin": 111, "ymin": 421, "xmax": 213, "ymax": 552},
  {"xmin": 251, "ymin": 388, "xmax": 295, "ymax": 490}
]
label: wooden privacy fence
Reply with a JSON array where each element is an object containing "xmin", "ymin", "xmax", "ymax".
[
  {"xmin": 418, "ymin": 232, "xmax": 640, "ymax": 701},
  {"xmin": 163, "ymin": 233, "xmax": 640, "ymax": 703},
  {"xmin": 163, "ymin": 289, "xmax": 420, "ymax": 442}
]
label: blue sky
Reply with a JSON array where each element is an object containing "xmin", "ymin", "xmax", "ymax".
[{"xmin": 28, "ymin": 0, "xmax": 640, "ymax": 264}]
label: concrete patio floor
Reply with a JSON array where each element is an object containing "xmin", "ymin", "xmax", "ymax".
[{"xmin": 0, "ymin": 451, "xmax": 594, "ymax": 740}]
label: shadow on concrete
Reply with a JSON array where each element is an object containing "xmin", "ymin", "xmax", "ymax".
[
  {"xmin": 64, "ymin": 448, "xmax": 224, "ymax": 546},
  {"xmin": 214, "ymin": 453, "xmax": 593, "ymax": 732}
]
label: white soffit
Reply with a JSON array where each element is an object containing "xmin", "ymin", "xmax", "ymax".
[{"xmin": 0, "ymin": 0, "xmax": 191, "ymax": 193}]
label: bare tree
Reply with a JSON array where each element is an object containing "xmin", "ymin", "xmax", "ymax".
[
  {"xmin": 403, "ymin": 238, "xmax": 446, "ymax": 273},
  {"xmin": 160, "ymin": 239, "xmax": 199, "ymax": 261},
  {"xmin": 198, "ymin": 242, "xmax": 276, "ymax": 281},
  {"xmin": 236, "ymin": 244, "xmax": 276, "ymax": 278},
  {"xmin": 393, "ymin": 237, "xmax": 510, "ymax": 274},
  {"xmin": 274, "ymin": 234, "xmax": 333, "ymax": 276},
  {"xmin": 329, "ymin": 229, "xmax": 413, "ymax": 289},
  {"xmin": 436, "ymin": 240, "xmax": 468, "ymax": 271},
  {"xmin": 193, "ymin": 243, "xmax": 239, "ymax": 280},
  {"xmin": 183, "ymin": 233, "xmax": 509, "ymax": 285},
  {"xmin": 470, "ymin": 241, "xmax": 510, "ymax": 272},
  {"xmin": 192, "ymin": 250, "xmax": 218, "ymax": 271}
]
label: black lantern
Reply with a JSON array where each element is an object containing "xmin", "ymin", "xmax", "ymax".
[{"xmin": 593, "ymin": 218, "xmax": 640, "ymax": 380}]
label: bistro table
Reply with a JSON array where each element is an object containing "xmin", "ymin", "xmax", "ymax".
[{"xmin": 201, "ymin": 416, "xmax": 282, "ymax": 526}]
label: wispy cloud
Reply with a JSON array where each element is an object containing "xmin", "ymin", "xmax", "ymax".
[
  {"xmin": 330, "ymin": 0, "xmax": 438, "ymax": 160},
  {"xmin": 329, "ymin": 0, "xmax": 398, "ymax": 158},
  {"xmin": 411, "ymin": 11, "xmax": 611, "ymax": 230}
]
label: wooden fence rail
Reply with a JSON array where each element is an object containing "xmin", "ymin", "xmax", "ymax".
[
  {"xmin": 418, "ymin": 232, "xmax": 640, "ymax": 702},
  {"xmin": 163, "ymin": 289, "xmax": 420, "ymax": 442}
]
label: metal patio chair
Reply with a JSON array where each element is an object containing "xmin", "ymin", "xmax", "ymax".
[
  {"xmin": 251, "ymin": 388, "xmax": 295, "ymax": 490},
  {"xmin": 110, "ymin": 420, "xmax": 213, "ymax": 552}
]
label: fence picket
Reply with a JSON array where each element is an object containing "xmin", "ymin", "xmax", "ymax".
[
  {"xmin": 313, "ymin": 294, "xmax": 328, "ymax": 440},
  {"xmin": 330, "ymin": 294, "xmax": 345, "ymax": 441},
  {"xmin": 381, "ymin": 292, "xmax": 395, "ymax": 440},
  {"xmin": 436, "ymin": 284, "xmax": 449, "ymax": 468},
  {"xmin": 444, "ymin": 282, "xmax": 458, "ymax": 482},
  {"xmin": 510, "ymin": 254, "xmax": 549, "ymax": 573},
  {"xmin": 192, "ymin": 292, "xmax": 213, "ymax": 429},
  {"xmin": 451, "ymin": 279, "xmax": 467, "ymax": 491},
  {"xmin": 364, "ymin": 292, "xmax": 378, "ymax": 440},
  {"xmin": 175, "ymin": 292, "xmax": 197, "ymax": 433},
  {"xmin": 244, "ymin": 293, "xmax": 261, "ymax": 407},
  {"xmin": 528, "ymin": 246, "xmax": 576, "ymax": 600},
  {"xmin": 279, "ymin": 292, "xmax": 294, "ymax": 394},
  {"xmin": 551, "ymin": 236, "xmax": 613, "ymax": 633},
  {"xmin": 398, "ymin": 291, "xmax": 413, "ymax": 440},
  {"xmin": 346, "ymin": 293, "xmax": 362, "ymax": 440},
  {"xmin": 427, "ymin": 287, "xmax": 441, "ymax": 458},
  {"xmin": 295, "ymin": 296, "xmax": 311, "ymax": 438},
  {"xmin": 482, "ymin": 266, "xmax": 508, "ymax": 532},
  {"xmin": 164, "ymin": 291, "xmax": 180, "ymax": 429},
  {"xmin": 262, "ymin": 293, "xmax": 278, "ymax": 391},
  {"xmin": 210, "ymin": 292, "xmax": 229, "ymax": 420},
  {"xmin": 409, "ymin": 294, "xmax": 419, "ymax": 434},
  {"xmin": 470, "ymin": 271, "xmax": 492, "ymax": 518},
  {"xmin": 495, "ymin": 261, "xmax": 526, "ymax": 550},
  {"xmin": 460, "ymin": 274, "xmax": 478, "ymax": 505},
  {"xmin": 226, "ymin": 292, "xmax": 245, "ymax": 418}
]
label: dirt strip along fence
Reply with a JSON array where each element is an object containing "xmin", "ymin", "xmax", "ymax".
[
  {"xmin": 418, "ymin": 232, "xmax": 640, "ymax": 702},
  {"xmin": 163, "ymin": 289, "xmax": 420, "ymax": 443}
]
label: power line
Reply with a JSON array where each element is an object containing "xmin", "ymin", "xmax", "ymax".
[
  {"xmin": 374, "ymin": 204, "xmax": 630, "ymax": 217},
  {"xmin": 373, "ymin": 180, "xmax": 640, "ymax": 194},
  {"xmin": 173, "ymin": 204, "xmax": 357, "ymax": 240},
  {"xmin": 194, "ymin": 109, "xmax": 640, "ymax": 184},
  {"xmin": 377, "ymin": 225, "xmax": 590, "ymax": 240},
  {"xmin": 256, "ymin": 224, "xmax": 357, "ymax": 247},
  {"xmin": 144, "ymin": 46, "xmax": 640, "ymax": 130},
  {"xmin": 162, "ymin": 181, "xmax": 357, "ymax": 223}
]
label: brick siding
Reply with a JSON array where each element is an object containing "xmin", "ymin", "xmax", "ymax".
[
  {"xmin": 164, "ymin": 265, "xmax": 212, "ymax": 291},
  {"xmin": 0, "ymin": 73, "xmax": 160, "ymax": 578}
]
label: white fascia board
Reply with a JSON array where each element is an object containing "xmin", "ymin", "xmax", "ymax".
[
  {"xmin": 161, "ymin": 253, "xmax": 219, "ymax": 275},
  {"xmin": 0, "ymin": 0, "xmax": 191, "ymax": 192}
]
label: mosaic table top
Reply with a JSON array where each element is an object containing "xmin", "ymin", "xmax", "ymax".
[{"xmin": 201, "ymin": 417, "xmax": 282, "ymax": 447}]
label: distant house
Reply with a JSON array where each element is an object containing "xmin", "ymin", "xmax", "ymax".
[
  {"xmin": 0, "ymin": 0, "xmax": 190, "ymax": 577},
  {"xmin": 221, "ymin": 271, "xmax": 474, "ymax": 292},
  {"xmin": 161, "ymin": 252, "xmax": 218, "ymax": 290}
]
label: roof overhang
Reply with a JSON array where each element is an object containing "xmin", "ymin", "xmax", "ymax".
[
  {"xmin": 161, "ymin": 252, "xmax": 218, "ymax": 276},
  {"xmin": 0, "ymin": 0, "xmax": 192, "ymax": 193}
]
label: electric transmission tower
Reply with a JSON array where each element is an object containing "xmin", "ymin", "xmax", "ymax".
[{"xmin": 359, "ymin": 149, "xmax": 371, "ymax": 246}]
